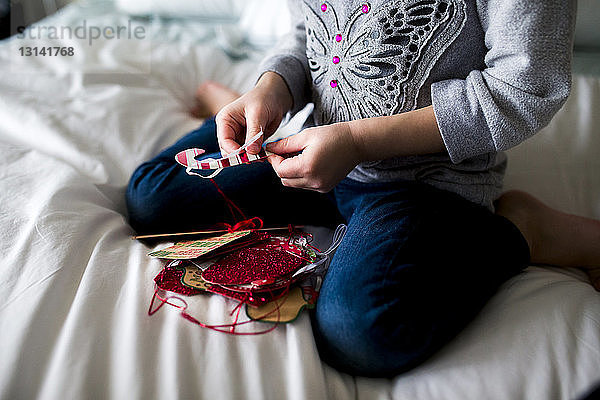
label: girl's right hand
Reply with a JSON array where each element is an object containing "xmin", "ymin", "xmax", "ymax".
[{"xmin": 215, "ymin": 72, "xmax": 293, "ymax": 156}]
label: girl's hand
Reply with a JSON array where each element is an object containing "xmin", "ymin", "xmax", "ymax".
[
  {"xmin": 266, "ymin": 122, "xmax": 362, "ymax": 193},
  {"xmin": 215, "ymin": 72, "xmax": 292, "ymax": 155}
]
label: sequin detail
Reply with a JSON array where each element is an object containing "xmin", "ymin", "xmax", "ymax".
[
  {"xmin": 321, "ymin": 3, "xmax": 327, "ymax": 12},
  {"xmin": 330, "ymin": 80, "xmax": 338, "ymax": 88},
  {"xmin": 332, "ymin": 56, "xmax": 340, "ymax": 64}
]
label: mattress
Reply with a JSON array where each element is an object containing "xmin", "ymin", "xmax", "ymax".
[{"xmin": 0, "ymin": 1, "xmax": 599, "ymax": 399}]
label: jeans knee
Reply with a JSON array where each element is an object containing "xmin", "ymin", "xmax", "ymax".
[
  {"xmin": 312, "ymin": 253, "xmax": 440, "ymax": 377},
  {"xmin": 313, "ymin": 285, "xmax": 431, "ymax": 377}
]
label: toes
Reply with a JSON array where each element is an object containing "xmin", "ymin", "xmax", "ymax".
[
  {"xmin": 195, "ymin": 81, "xmax": 217, "ymax": 97},
  {"xmin": 190, "ymin": 103, "xmax": 211, "ymax": 118}
]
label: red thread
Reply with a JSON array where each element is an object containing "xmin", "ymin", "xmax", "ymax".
[
  {"xmin": 208, "ymin": 178, "xmax": 264, "ymax": 234},
  {"xmin": 149, "ymin": 283, "xmax": 291, "ymax": 335},
  {"xmin": 209, "ymin": 178, "xmax": 247, "ymax": 221},
  {"xmin": 215, "ymin": 217, "xmax": 263, "ymax": 234},
  {"xmin": 148, "ymin": 290, "xmax": 189, "ymax": 316}
]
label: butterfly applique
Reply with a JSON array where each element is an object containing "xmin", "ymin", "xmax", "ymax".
[{"xmin": 303, "ymin": 0, "xmax": 467, "ymax": 124}]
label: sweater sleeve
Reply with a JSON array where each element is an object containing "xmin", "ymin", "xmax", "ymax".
[
  {"xmin": 258, "ymin": 0, "xmax": 311, "ymax": 114},
  {"xmin": 431, "ymin": 0, "xmax": 576, "ymax": 164}
]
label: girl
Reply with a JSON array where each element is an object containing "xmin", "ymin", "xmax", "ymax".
[{"xmin": 127, "ymin": 0, "xmax": 599, "ymax": 377}]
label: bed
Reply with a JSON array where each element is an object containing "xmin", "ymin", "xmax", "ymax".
[{"xmin": 0, "ymin": 1, "xmax": 599, "ymax": 399}]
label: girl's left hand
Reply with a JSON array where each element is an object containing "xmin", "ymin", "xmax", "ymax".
[{"xmin": 266, "ymin": 122, "xmax": 362, "ymax": 193}]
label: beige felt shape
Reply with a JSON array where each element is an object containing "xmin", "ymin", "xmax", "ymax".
[
  {"xmin": 181, "ymin": 265, "xmax": 210, "ymax": 291},
  {"xmin": 246, "ymin": 287, "xmax": 311, "ymax": 323}
]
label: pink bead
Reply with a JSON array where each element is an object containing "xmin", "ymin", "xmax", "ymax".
[
  {"xmin": 332, "ymin": 56, "xmax": 340, "ymax": 64},
  {"xmin": 362, "ymin": 3, "xmax": 370, "ymax": 13},
  {"xmin": 321, "ymin": 3, "xmax": 327, "ymax": 11},
  {"xmin": 335, "ymin": 34, "xmax": 342, "ymax": 42},
  {"xmin": 330, "ymin": 80, "xmax": 338, "ymax": 88}
]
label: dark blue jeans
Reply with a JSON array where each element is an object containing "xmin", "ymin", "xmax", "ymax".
[{"xmin": 126, "ymin": 118, "xmax": 530, "ymax": 377}]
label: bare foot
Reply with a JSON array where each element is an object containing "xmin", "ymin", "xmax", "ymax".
[
  {"xmin": 191, "ymin": 81, "xmax": 241, "ymax": 118},
  {"xmin": 495, "ymin": 190, "xmax": 600, "ymax": 291}
]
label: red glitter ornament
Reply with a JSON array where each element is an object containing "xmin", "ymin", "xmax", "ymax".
[{"xmin": 201, "ymin": 239, "xmax": 306, "ymax": 287}]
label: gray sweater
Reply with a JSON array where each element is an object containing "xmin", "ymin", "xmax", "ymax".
[{"xmin": 259, "ymin": 0, "xmax": 576, "ymax": 208}]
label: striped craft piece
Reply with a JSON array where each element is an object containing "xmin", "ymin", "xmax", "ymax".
[
  {"xmin": 175, "ymin": 147, "xmax": 269, "ymax": 171},
  {"xmin": 175, "ymin": 131, "xmax": 272, "ymax": 178}
]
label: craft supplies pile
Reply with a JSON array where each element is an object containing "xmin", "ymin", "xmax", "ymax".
[{"xmin": 142, "ymin": 132, "xmax": 346, "ymax": 334}]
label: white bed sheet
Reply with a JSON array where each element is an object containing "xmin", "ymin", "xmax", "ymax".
[{"xmin": 0, "ymin": 2, "xmax": 599, "ymax": 399}]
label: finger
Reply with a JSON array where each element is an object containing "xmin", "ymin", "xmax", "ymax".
[
  {"xmin": 268, "ymin": 154, "xmax": 303, "ymax": 178},
  {"xmin": 280, "ymin": 177, "xmax": 309, "ymax": 189},
  {"xmin": 280, "ymin": 177, "xmax": 326, "ymax": 192},
  {"xmin": 245, "ymin": 107, "xmax": 266, "ymax": 155},
  {"xmin": 272, "ymin": 155, "xmax": 305, "ymax": 179},
  {"xmin": 216, "ymin": 112, "xmax": 243, "ymax": 154},
  {"xmin": 265, "ymin": 133, "xmax": 306, "ymax": 156},
  {"xmin": 220, "ymin": 138, "xmax": 241, "ymax": 155},
  {"xmin": 267, "ymin": 154, "xmax": 284, "ymax": 168}
]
